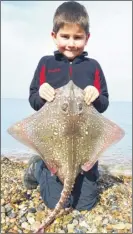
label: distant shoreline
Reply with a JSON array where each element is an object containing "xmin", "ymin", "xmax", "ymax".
[
  {"xmin": 1, "ymin": 98, "xmax": 132, "ymax": 103},
  {"xmin": 1, "ymin": 153, "xmax": 132, "ymax": 179}
]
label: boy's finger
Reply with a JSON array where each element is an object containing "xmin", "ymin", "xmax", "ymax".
[
  {"xmin": 85, "ymin": 92, "xmax": 98, "ymax": 105},
  {"xmin": 89, "ymin": 93, "xmax": 99, "ymax": 103},
  {"xmin": 44, "ymin": 89, "xmax": 55, "ymax": 97},
  {"xmin": 47, "ymin": 95, "xmax": 55, "ymax": 102},
  {"xmin": 89, "ymin": 96, "xmax": 95, "ymax": 103},
  {"xmin": 85, "ymin": 91, "xmax": 93, "ymax": 103},
  {"xmin": 46, "ymin": 85, "xmax": 55, "ymax": 95},
  {"xmin": 42, "ymin": 85, "xmax": 55, "ymax": 95},
  {"xmin": 84, "ymin": 89, "xmax": 91, "ymax": 99},
  {"xmin": 42, "ymin": 92, "xmax": 54, "ymax": 101}
]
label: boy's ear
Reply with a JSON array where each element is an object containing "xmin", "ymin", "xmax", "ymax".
[
  {"xmin": 85, "ymin": 33, "xmax": 90, "ymax": 45},
  {"xmin": 51, "ymin": 31, "xmax": 57, "ymax": 44},
  {"xmin": 51, "ymin": 31, "xmax": 57, "ymax": 39}
]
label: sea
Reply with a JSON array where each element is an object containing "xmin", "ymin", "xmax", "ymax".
[{"xmin": 1, "ymin": 98, "xmax": 132, "ymax": 176}]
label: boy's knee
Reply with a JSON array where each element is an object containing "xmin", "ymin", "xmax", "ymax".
[
  {"xmin": 71, "ymin": 169, "xmax": 99, "ymax": 211},
  {"xmin": 34, "ymin": 159, "xmax": 45, "ymax": 183},
  {"xmin": 73, "ymin": 196, "xmax": 98, "ymax": 211},
  {"xmin": 36, "ymin": 166, "xmax": 71, "ymax": 209},
  {"xmin": 34, "ymin": 161, "xmax": 99, "ymax": 211}
]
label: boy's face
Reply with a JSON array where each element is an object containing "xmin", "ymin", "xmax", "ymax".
[{"xmin": 52, "ymin": 23, "xmax": 90, "ymax": 60}]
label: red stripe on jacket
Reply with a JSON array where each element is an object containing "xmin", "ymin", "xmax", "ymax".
[
  {"xmin": 39, "ymin": 66, "xmax": 46, "ymax": 86},
  {"xmin": 69, "ymin": 66, "xmax": 72, "ymax": 77},
  {"xmin": 94, "ymin": 69, "xmax": 101, "ymax": 93}
]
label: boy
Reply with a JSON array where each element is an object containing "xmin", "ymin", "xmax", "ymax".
[{"xmin": 23, "ymin": 1, "xmax": 109, "ymax": 211}]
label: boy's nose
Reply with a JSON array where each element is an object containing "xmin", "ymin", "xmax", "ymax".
[{"xmin": 68, "ymin": 39, "xmax": 75, "ymax": 47}]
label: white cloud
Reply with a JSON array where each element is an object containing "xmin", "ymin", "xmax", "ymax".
[{"xmin": 1, "ymin": 1, "xmax": 132, "ymax": 101}]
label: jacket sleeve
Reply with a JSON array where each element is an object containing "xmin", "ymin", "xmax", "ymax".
[
  {"xmin": 93, "ymin": 61, "xmax": 109, "ymax": 113},
  {"xmin": 29, "ymin": 57, "xmax": 47, "ymax": 111}
]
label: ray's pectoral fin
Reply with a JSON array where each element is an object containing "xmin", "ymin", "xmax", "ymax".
[
  {"xmin": 81, "ymin": 117, "xmax": 125, "ymax": 172},
  {"xmin": 81, "ymin": 163, "xmax": 93, "ymax": 172},
  {"xmin": 7, "ymin": 122, "xmax": 36, "ymax": 151}
]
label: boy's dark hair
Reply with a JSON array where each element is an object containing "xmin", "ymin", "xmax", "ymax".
[{"xmin": 53, "ymin": 1, "xmax": 89, "ymax": 34}]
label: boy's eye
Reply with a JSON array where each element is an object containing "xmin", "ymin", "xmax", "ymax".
[
  {"xmin": 61, "ymin": 35, "xmax": 69, "ymax": 39},
  {"xmin": 60, "ymin": 35, "xmax": 83, "ymax": 40},
  {"xmin": 74, "ymin": 36, "xmax": 83, "ymax": 40}
]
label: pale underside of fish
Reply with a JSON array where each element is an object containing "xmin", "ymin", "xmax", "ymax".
[{"xmin": 7, "ymin": 80, "xmax": 125, "ymax": 233}]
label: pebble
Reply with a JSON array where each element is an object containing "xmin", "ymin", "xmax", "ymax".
[
  {"xmin": 63, "ymin": 214, "xmax": 73, "ymax": 224},
  {"xmin": 72, "ymin": 219, "xmax": 79, "ymax": 226},
  {"xmin": 1, "ymin": 206, "xmax": 6, "ymax": 213},
  {"xmin": 19, "ymin": 216, "xmax": 27, "ymax": 223},
  {"xmin": 5, "ymin": 204, "xmax": 12, "ymax": 213},
  {"xmin": 74, "ymin": 228, "xmax": 85, "ymax": 233},
  {"xmin": 8, "ymin": 212, "xmax": 17, "ymax": 219},
  {"xmin": 58, "ymin": 229, "xmax": 65, "ymax": 233},
  {"xmin": 19, "ymin": 204, "xmax": 27, "ymax": 209},
  {"xmin": 36, "ymin": 203, "xmax": 45, "ymax": 211},
  {"xmin": 5, "ymin": 216, "xmax": 10, "ymax": 222},
  {"xmin": 1, "ymin": 213, "xmax": 6, "ymax": 219},
  {"xmin": 28, "ymin": 207, "xmax": 36, "ymax": 213},
  {"xmin": 79, "ymin": 220, "xmax": 89, "ymax": 228},
  {"xmin": 27, "ymin": 217, "xmax": 35, "ymax": 224},
  {"xmin": 36, "ymin": 211, "xmax": 46, "ymax": 222},
  {"xmin": 1, "ymin": 157, "xmax": 132, "ymax": 234},
  {"xmin": 112, "ymin": 222, "xmax": 131, "ymax": 230},
  {"xmin": 95, "ymin": 215, "xmax": 102, "ymax": 222},
  {"xmin": 12, "ymin": 225, "xmax": 18, "ymax": 231},
  {"xmin": 19, "ymin": 209, "xmax": 28, "ymax": 218},
  {"xmin": 10, "ymin": 218, "xmax": 17, "ymax": 223},
  {"xmin": 67, "ymin": 223, "xmax": 75, "ymax": 233},
  {"xmin": 21, "ymin": 222, "xmax": 31, "ymax": 230},
  {"xmin": 1, "ymin": 199, "xmax": 5, "ymax": 205},
  {"xmin": 31, "ymin": 221, "xmax": 41, "ymax": 231},
  {"xmin": 72, "ymin": 210, "xmax": 81, "ymax": 216},
  {"xmin": 2, "ymin": 225, "xmax": 8, "ymax": 231},
  {"xmin": 111, "ymin": 205, "xmax": 119, "ymax": 211},
  {"xmin": 1, "ymin": 218, "xmax": 5, "ymax": 224},
  {"xmin": 102, "ymin": 218, "xmax": 109, "ymax": 225}
]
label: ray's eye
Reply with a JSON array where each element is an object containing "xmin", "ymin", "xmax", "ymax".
[
  {"xmin": 62, "ymin": 103, "xmax": 68, "ymax": 112},
  {"xmin": 78, "ymin": 103, "xmax": 83, "ymax": 111}
]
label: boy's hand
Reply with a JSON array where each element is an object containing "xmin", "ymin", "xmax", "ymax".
[
  {"xmin": 39, "ymin": 83, "xmax": 55, "ymax": 102},
  {"xmin": 84, "ymin": 86, "xmax": 99, "ymax": 105}
]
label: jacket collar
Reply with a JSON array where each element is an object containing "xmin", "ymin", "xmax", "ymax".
[{"xmin": 54, "ymin": 50, "xmax": 88, "ymax": 63}]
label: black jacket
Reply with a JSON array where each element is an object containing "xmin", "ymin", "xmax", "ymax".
[{"xmin": 29, "ymin": 50, "xmax": 109, "ymax": 112}]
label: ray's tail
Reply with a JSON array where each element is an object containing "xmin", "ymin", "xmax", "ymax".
[{"xmin": 35, "ymin": 176, "xmax": 74, "ymax": 233}]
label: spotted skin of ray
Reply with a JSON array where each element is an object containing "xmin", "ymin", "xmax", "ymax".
[{"xmin": 7, "ymin": 80, "xmax": 125, "ymax": 232}]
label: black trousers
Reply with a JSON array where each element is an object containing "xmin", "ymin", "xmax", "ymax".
[{"xmin": 34, "ymin": 160, "xmax": 99, "ymax": 211}]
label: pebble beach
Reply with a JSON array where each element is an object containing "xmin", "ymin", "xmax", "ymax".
[{"xmin": 1, "ymin": 156, "xmax": 132, "ymax": 233}]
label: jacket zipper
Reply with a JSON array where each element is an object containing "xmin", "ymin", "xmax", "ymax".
[{"xmin": 69, "ymin": 61, "xmax": 72, "ymax": 81}]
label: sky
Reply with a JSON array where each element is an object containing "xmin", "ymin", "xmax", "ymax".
[{"xmin": 1, "ymin": 1, "xmax": 132, "ymax": 101}]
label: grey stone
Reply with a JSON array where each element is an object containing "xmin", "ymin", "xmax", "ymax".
[
  {"xmin": 28, "ymin": 207, "xmax": 36, "ymax": 213},
  {"xmin": 19, "ymin": 216, "xmax": 27, "ymax": 223}
]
